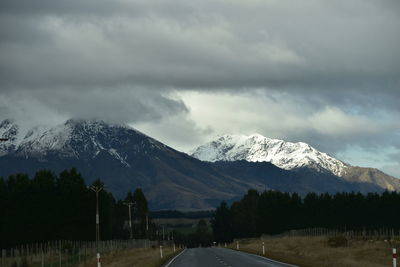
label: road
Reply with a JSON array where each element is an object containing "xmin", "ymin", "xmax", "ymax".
[{"xmin": 164, "ymin": 247, "xmax": 298, "ymax": 267}]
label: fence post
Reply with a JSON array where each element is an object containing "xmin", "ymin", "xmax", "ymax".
[
  {"xmin": 65, "ymin": 250, "xmax": 69, "ymax": 267},
  {"xmin": 1, "ymin": 249, "xmax": 5, "ymax": 267},
  {"xmin": 16, "ymin": 249, "xmax": 20, "ymax": 267},
  {"xmin": 393, "ymin": 248, "xmax": 397, "ymax": 267}
]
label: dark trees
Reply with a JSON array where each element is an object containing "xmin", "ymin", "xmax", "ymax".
[
  {"xmin": 211, "ymin": 201, "xmax": 234, "ymax": 243},
  {"xmin": 0, "ymin": 169, "xmax": 152, "ymax": 248},
  {"xmin": 212, "ymin": 189, "xmax": 400, "ymax": 239}
]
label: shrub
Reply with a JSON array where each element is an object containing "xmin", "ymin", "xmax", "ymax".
[{"xmin": 327, "ymin": 236, "xmax": 348, "ymax": 247}]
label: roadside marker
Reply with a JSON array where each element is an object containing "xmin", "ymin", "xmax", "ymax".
[
  {"xmin": 393, "ymin": 248, "xmax": 397, "ymax": 267},
  {"xmin": 262, "ymin": 241, "xmax": 265, "ymax": 255},
  {"xmin": 97, "ymin": 252, "xmax": 101, "ymax": 267}
]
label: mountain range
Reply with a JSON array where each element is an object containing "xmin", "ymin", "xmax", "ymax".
[{"xmin": 0, "ymin": 119, "xmax": 399, "ymax": 210}]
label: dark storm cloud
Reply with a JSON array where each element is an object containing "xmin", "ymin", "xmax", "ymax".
[
  {"xmin": 1, "ymin": 0, "xmax": 399, "ymax": 92},
  {"xmin": 0, "ymin": 88, "xmax": 187, "ymax": 126}
]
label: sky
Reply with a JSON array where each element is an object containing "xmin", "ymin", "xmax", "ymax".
[{"xmin": 1, "ymin": 0, "xmax": 400, "ymax": 177}]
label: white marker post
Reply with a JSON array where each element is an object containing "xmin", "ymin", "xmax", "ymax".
[
  {"xmin": 393, "ymin": 248, "xmax": 397, "ymax": 267},
  {"xmin": 97, "ymin": 253, "xmax": 101, "ymax": 267},
  {"xmin": 262, "ymin": 242, "xmax": 265, "ymax": 255},
  {"xmin": 236, "ymin": 241, "xmax": 239, "ymax": 250},
  {"xmin": 224, "ymin": 243, "xmax": 227, "ymax": 248},
  {"xmin": 160, "ymin": 246, "xmax": 163, "ymax": 258},
  {"xmin": 173, "ymin": 243, "xmax": 176, "ymax": 252}
]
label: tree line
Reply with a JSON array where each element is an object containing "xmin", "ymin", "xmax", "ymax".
[
  {"xmin": 0, "ymin": 168, "xmax": 155, "ymax": 249},
  {"xmin": 3, "ymin": 169, "xmax": 399, "ymax": 249},
  {"xmin": 211, "ymin": 189, "xmax": 400, "ymax": 242}
]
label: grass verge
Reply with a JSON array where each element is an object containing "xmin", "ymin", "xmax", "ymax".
[
  {"xmin": 226, "ymin": 236, "xmax": 398, "ymax": 267},
  {"xmin": 79, "ymin": 246, "xmax": 182, "ymax": 267}
]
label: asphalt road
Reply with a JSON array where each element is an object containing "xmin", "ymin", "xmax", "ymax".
[{"xmin": 164, "ymin": 247, "xmax": 298, "ymax": 267}]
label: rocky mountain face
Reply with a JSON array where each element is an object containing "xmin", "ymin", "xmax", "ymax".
[
  {"xmin": 0, "ymin": 120, "xmax": 398, "ymax": 210},
  {"xmin": 0, "ymin": 119, "xmax": 20, "ymax": 156},
  {"xmin": 192, "ymin": 134, "xmax": 400, "ymax": 192}
]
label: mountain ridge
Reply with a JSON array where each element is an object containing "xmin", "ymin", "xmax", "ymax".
[
  {"xmin": 191, "ymin": 134, "xmax": 400, "ymax": 192},
  {"xmin": 1, "ymin": 119, "xmax": 399, "ymax": 210}
]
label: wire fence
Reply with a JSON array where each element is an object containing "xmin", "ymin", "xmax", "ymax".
[
  {"xmin": 1, "ymin": 239, "xmax": 158, "ymax": 267},
  {"xmin": 261, "ymin": 227, "xmax": 400, "ymax": 240}
]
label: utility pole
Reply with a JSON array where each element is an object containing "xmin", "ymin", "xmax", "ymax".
[
  {"xmin": 90, "ymin": 185, "xmax": 103, "ymax": 248},
  {"xmin": 146, "ymin": 213, "xmax": 149, "ymax": 239},
  {"xmin": 124, "ymin": 201, "xmax": 135, "ymax": 239},
  {"xmin": 146, "ymin": 214, "xmax": 149, "ymax": 231}
]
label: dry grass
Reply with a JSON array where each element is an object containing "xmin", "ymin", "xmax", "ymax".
[
  {"xmin": 228, "ymin": 236, "xmax": 398, "ymax": 267},
  {"xmin": 79, "ymin": 246, "xmax": 181, "ymax": 267}
]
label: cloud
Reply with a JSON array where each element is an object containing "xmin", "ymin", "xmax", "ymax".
[
  {"xmin": 0, "ymin": 88, "xmax": 188, "ymax": 128},
  {"xmin": 1, "ymin": 0, "xmax": 399, "ymax": 90},
  {"xmin": 175, "ymin": 90, "xmax": 400, "ymax": 151},
  {"xmin": 1, "ymin": 0, "xmax": 400, "ymax": 175}
]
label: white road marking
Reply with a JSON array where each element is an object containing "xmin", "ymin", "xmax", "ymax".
[{"xmin": 164, "ymin": 249, "xmax": 187, "ymax": 267}]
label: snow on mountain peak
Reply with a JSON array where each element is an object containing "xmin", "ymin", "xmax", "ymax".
[
  {"xmin": 0, "ymin": 118, "xmax": 163, "ymax": 166},
  {"xmin": 191, "ymin": 134, "xmax": 348, "ymax": 176}
]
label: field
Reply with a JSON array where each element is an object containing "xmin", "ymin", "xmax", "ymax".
[
  {"xmin": 1, "ymin": 243, "xmax": 180, "ymax": 267},
  {"xmin": 228, "ymin": 236, "xmax": 398, "ymax": 267},
  {"xmin": 79, "ymin": 246, "xmax": 181, "ymax": 267}
]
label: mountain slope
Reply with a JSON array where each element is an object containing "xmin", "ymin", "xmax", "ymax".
[
  {"xmin": 211, "ymin": 161, "xmax": 382, "ymax": 195},
  {"xmin": 192, "ymin": 134, "xmax": 400, "ymax": 192}
]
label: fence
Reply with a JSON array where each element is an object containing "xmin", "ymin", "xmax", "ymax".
[
  {"xmin": 261, "ymin": 227, "xmax": 400, "ymax": 240},
  {"xmin": 1, "ymin": 239, "xmax": 158, "ymax": 267}
]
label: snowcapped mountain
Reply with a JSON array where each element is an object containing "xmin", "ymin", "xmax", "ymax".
[
  {"xmin": 192, "ymin": 134, "xmax": 400, "ymax": 192},
  {"xmin": 191, "ymin": 134, "xmax": 348, "ymax": 176},
  {"xmin": 2, "ymin": 119, "xmax": 166, "ymax": 167}
]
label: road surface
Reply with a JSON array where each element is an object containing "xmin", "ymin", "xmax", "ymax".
[{"xmin": 164, "ymin": 247, "xmax": 298, "ymax": 267}]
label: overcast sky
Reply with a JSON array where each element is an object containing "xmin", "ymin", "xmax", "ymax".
[{"xmin": 1, "ymin": 0, "xmax": 400, "ymax": 177}]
